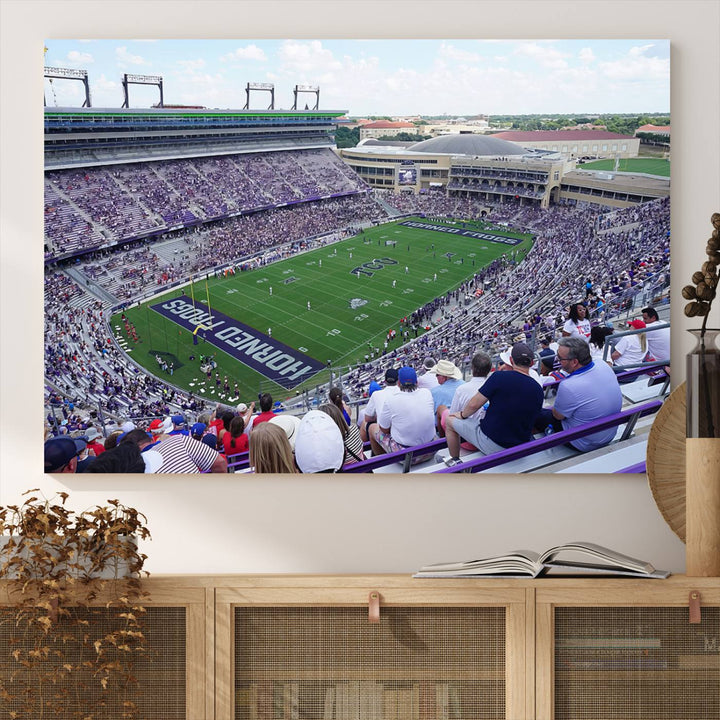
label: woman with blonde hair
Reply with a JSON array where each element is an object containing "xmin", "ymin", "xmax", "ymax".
[{"xmin": 248, "ymin": 422, "xmax": 297, "ymax": 474}]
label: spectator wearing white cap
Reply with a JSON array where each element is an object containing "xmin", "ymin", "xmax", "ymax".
[{"xmin": 295, "ymin": 410, "xmax": 345, "ymax": 473}]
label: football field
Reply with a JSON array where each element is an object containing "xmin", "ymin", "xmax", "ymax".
[
  {"xmin": 113, "ymin": 217, "xmax": 533, "ymax": 401},
  {"xmin": 579, "ymin": 157, "xmax": 670, "ymax": 177}
]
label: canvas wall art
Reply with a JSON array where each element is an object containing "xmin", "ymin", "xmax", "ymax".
[{"xmin": 42, "ymin": 39, "xmax": 671, "ymax": 474}]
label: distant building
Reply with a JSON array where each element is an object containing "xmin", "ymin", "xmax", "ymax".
[
  {"xmin": 635, "ymin": 124, "xmax": 671, "ymax": 138},
  {"xmin": 359, "ymin": 120, "xmax": 418, "ymax": 140},
  {"xmin": 339, "ymin": 134, "xmax": 668, "ymax": 210},
  {"xmin": 489, "ymin": 130, "xmax": 639, "ymax": 159},
  {"xmin": 561, "ymin": 123, "xmax": 607, "ymax": 131}
]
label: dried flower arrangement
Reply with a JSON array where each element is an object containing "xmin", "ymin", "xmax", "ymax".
[
  {"xmin": 0, "ymin": 491, "xmax": 151, "ymax": 719},
  {"xmin": 682, "ymin": 212, "xmax": 720, "ymax": 438},
  {"xmin": 682, "ymin": 212, "xmax": 719, "ymax": 324}
]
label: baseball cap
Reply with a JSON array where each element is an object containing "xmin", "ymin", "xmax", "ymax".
[
  {"xmin": 201, "ymin": 434, "xmax": 217, "ymax": 449},
  {"xmin": 45, "ymin": 437, "xmax": 87, "ymax": 472},
  {"xmin": 398, "ymin": 366, "xmax": 418, "ymax": 386},
  {"xmin": 500, "ymin": 343, "xmax": 534, "ymax": 367},
  {"xmin": 120, "ymin": 421, "xmax": 136, "ymax": 433},
  {"xmin": 294, "ymin": 410, "xmax": 344, "ymax": 473},
  {"xmin": 190, "ymin": 422, "xmax": 207, "ymax": 437},
  {"xmin": 430, "ymin": 359, "xmax": 462, "ymax": 379},
  {"xmin": 171, "ymin": 414, "xmax": 185, "ymax": 425},
  {"xmin": 368, "ymin": 380, "xmax": 382, "ymax": 396},
  {"xmin": 628, "ymin": 319, "xmax": 647, "ymax": 329},
  {"xmin": 511, "ymin": 342, "xmax": 534, "ymax": 366},
  {"xmin": 384, "ymin": 367, "xmax": 399, "ymax": 383},
  {"xmin": 149, "ymin": 417, "xmax": 173, "ymax": 435},
  {"xmin": 236, "ymin": 403, "xmax": 248, "ymax": 413},
  {"xmin": 269, "ymin": 414, "xmax": 302, "ymax": 449}
]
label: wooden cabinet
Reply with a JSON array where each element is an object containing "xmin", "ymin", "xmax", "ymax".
[
  {"xmin": 2, "ymin": 575, "xmax": 719, "ymax": 719},
  {"xmin": 0, "ymin": 578, "xmax": 209, "ymax": 720},
  {"xmin": 535, "ymin": 578, "xmax": 720, "ymax": 720},
  {"xmin": 214, "ymin": 576, "xmax": 530, "ymax": 720}
]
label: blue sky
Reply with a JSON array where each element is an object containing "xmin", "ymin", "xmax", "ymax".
[{"xmin": 43, "ymin": 39, "xmax": 670, "ymax": 116}]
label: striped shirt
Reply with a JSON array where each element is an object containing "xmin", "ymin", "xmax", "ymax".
[
  {"xmin": 152, "ymin": 434, "xmax": 220, "ymax": 473},
  {"xmin": 343, "ymin": 422, "xmax": 365, "ymax": 464}
]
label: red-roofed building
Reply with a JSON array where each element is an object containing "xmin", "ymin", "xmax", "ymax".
[
  {"xmin": 488, "ymin": 130, "xmax": 639, "ymax": 159},
  {"xmin": 635, "ymin": 124, "xmax": 671, "ymax": 137},
  {"xmin": 360, "ymin": 120, "xmax": 417, "ymax": 140}
]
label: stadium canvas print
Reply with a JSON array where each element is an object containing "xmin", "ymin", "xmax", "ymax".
[{"xmin": 43, "ymin": 39, "xmax": 671, "ymax": 475}]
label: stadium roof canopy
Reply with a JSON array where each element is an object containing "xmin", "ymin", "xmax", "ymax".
[{"xmin": 408, "ymin": 134, "xmax": 527, "ymax": 156}]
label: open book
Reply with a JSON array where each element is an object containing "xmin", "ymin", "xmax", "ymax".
[{"xmin": 414, "ymin": 541, "xmax": 670, "ymax": 579}]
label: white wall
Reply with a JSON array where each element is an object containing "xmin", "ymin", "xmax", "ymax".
[{"xmin": 1, "ymin": 0, "xmax": 718, "ymax": 575}]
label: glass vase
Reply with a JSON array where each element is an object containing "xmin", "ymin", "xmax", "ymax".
[{"xmin": 686, "ymin": 328, "xmax": 720, "ymax": 438}]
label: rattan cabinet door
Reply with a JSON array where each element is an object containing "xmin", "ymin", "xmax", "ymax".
[
  {"xmin": 536, "ymin": 580, "xmax": 720, "ymax": 720},
  {"xmin": 216, "ymin": 578, "xmax": 529, "ymax": 720}
]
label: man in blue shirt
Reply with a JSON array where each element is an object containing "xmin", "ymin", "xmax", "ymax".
[
  {"xmin": 429, "ymin": 359, "xmax": 464, "ymax": 426},
  {"xmin": 444, "ymin": 343, "xmax": 543, "ymax": 465},
  {"xmin": 550, "ymin": 336, "xmax": 623, "ymax": 451}
]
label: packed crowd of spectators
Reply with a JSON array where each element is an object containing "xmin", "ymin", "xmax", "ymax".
[
  {"xmin": 336, "ymin": 195, "xmax": 669, "ymax": 400},
  {"xmin": 44, "ymin": 161, "xmax": 670, "ymax": 464},
  {"xmin": 45, "ymin": 148, "xmax": 368, "ymax": 258}
]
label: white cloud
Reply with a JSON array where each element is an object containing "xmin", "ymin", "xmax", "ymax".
[
  {"xmin": 629, "ymin": 44, "xmax": 655, "ymax": 57},
  {"xmin": 579, "ymin": 47, "xmax": 595, "ymax": 64},
  {"xmin": 514, "ymin": 42, "xmax": 569, "ymax": 70},
  {"xmin": 65, "ymin": 50, "xmax": 94, "ymax": 66},
  {"xmin": 277, "ymin": 40, "xmax": 342, "ymax": 74},
  {"xmin": 599, "ymin": 53, "xmax": 669, "ymax": 81},
  {"xmin": 177, "ymin": 58, "xmax": 207, "ymax": 73},
  {"xmin": 439, "ymin": 43, "xmax": 481, "ymax": 64},
  {"xmin": 221, "ymin": 44, "xmax": 267, "ymax": 62},
  {"xmin": 115, "ymin": 46, "xmax": 149, "ymax": 67}
]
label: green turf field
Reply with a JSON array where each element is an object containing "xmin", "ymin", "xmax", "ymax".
[
  {"xmin": 113, "ymin": 217, "xmax": 533, "ymax": 402},
  {"xmin": 578, "ymin": 157, "xmax": 670, "ymax": 177}
]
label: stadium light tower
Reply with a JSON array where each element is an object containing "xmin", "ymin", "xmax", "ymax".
[
  {"xmin": 244, "ymin": 82, "xmax": 275, "ymax": 110},
  {"xmin": 122, "ymin": 73, "xmax": 164, "ymax": 108},
  {"xmin": 292, "ymin": 84, "xmax": 320, "ymax": 111},
  {"xmin": 44, "ymin": 67, "xmax": 91, "ymax": 107}
]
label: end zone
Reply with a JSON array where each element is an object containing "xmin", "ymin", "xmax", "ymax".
[{"xmin": 151, "ymin": 298, "xmax": 325, "ymax": 389}]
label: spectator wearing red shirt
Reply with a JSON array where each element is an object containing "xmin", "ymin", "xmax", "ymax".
[
  {"xmin": 84, "ymin": 427, "xmax": 106, "ymax": 455},
  {"xmin": 222, "ymin": 415, "xmax": 249, "ymax": 458},
  {"xmin": 251, "ymin": 393, "xmax": 276, "ymax": 427}
]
